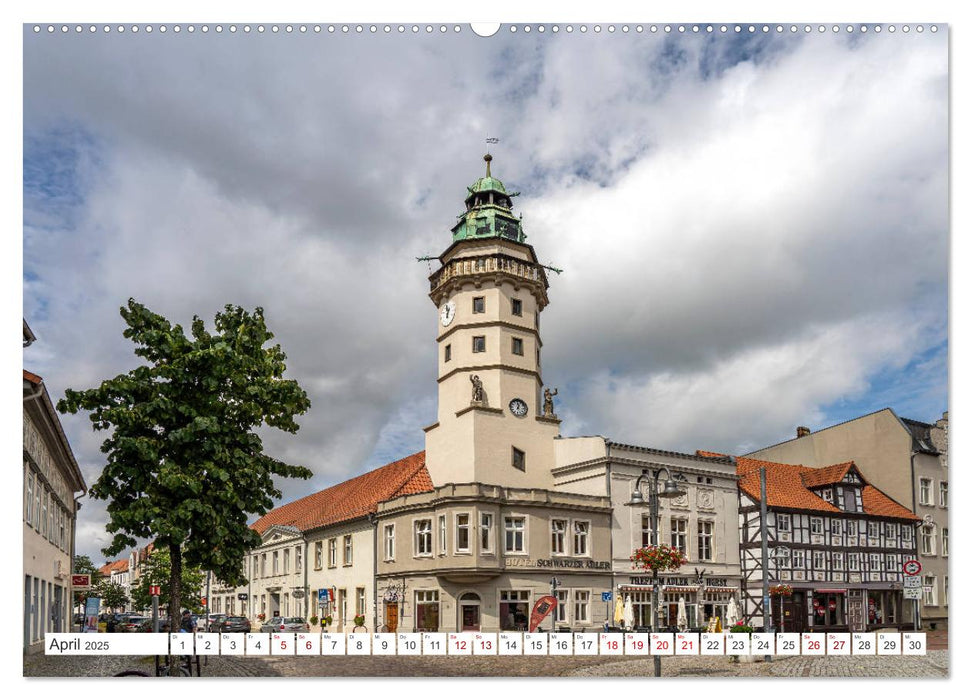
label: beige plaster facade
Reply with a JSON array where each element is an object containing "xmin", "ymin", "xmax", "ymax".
[
  {"xmin": 745, "ymin": 409, "xmax": 949, "ymax": 627},
  {"xmin": 553, "ymin": 437, "xmax": 743, "ymax": 629},
  {"xmin": 375, "ymin": 483, "xmax": 612, "ymax": 632},
  {"xmin": 23, "ymin": 370, "xmax": 86, "ymax": 652}
]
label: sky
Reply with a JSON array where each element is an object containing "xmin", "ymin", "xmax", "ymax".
[{"xmin": 21, "ymin": 21, "xmax": 949, "ymax": 566}]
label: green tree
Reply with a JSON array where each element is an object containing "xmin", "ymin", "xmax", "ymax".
[
  {"xmin": 130, "ymin": 548, "xmax": 204, "ymax": 614},
  {"xmin": 58, "ymin": 299, "xmax": 312, "ymax": 630},
  {"xmin": 93, "ymin": 578, "xmax": 130, "ymax": 611}
]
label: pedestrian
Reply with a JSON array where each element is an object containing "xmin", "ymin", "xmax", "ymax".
[{"xmin": 180, "ymin": 609, "xmax": 196, "ymax": 633}]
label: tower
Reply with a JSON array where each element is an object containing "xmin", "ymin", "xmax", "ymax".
[{"xmin": 424, "ymin": 155, "xmax": 560, "ymax": 489}]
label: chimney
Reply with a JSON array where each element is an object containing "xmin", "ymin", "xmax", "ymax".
[{"xmin": 796, "ymin": 426, "xmax": 811, "ymax": 438}]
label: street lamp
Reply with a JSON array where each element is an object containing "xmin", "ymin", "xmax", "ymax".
[{"xmin": 625, "ymin": 467, "xmax": 686, "ymax": 678}]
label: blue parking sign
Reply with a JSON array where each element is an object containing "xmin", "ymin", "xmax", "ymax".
[{"xmin": 602, "ymin": 591, "xmax": 612, "ymax": 602}]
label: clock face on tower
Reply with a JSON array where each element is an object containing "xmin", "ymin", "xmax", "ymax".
[
  {"xmin": 509, "ymin": 398, "xmax": 528, "ymax": 417},
  {"xmin": 440, "ymin": 300, "xmax": 456, "ymax": 327}
]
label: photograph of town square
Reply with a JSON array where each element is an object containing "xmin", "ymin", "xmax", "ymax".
[{"xmin": 23, "ymin": 19, "xmax": 948, "ymax": 680}]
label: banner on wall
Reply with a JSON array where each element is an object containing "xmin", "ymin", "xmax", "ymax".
[{"xmin": 528, "ymin": 595, "xmax": 557, "ymax": 633}]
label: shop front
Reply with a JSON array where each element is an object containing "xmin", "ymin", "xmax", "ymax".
[{"xmin": 618, "ymin": 575, "xmax": 741, "ymax": 631}]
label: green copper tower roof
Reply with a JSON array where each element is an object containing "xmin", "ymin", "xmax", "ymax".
[{"xmin": 451, "ymin": 154, "xmax": 526, "ymax": 244}]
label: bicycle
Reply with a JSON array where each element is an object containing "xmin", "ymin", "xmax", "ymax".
[{"xmin": 155, "ymin": 653, "xmax": 200, "ymax": 677}]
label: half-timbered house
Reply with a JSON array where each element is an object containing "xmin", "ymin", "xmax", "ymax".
[{"xmin": 733, "ymin": 456, "xmax": 920, "ymax": 632}]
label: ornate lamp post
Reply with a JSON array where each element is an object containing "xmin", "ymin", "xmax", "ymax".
[{"xmin": 626, "ymin": 468, "xmax": 686, "ymax": 678}]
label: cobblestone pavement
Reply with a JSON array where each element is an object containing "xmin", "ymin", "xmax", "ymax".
[{"xmin": 24, "ymin": 650, "xmax": 948, "ymax": 678}]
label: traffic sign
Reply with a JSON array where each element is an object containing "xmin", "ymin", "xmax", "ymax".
[
  {"xmin": 903, "ymin": 576, "xmax": 921, "ymax": 589},
  {"xmin": 902, "ymin": 560, "xmax": 922, "ymax": 576},
  {"xmin": 903, "ymin": 588, "xmax": 921, "ymax": 600},
  {"xmin": 601, "ymin": 592, "xmax": 613, "ymax": 602},
  {"xmin": 149, "ymin": 585, "xmax": 161, "ymax": 596},
  {"xmin": 238, "ymin": 593, "xmax": 249, "ymax": 601}
]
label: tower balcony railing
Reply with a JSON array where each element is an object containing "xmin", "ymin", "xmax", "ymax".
[{"xmin": 430, "ymin": 253, "xmax": 547, "ymax": 292}]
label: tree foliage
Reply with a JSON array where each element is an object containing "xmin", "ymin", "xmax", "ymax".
[
  {"xmin": 58, "ymin": 299, "xmax": 312, "ymax": 623},
  {"xmin": 93, "ymin": 578, "xmax": 130, "ymax": 611},
  {"xmin": 130, "ymin": 548, "xmax": 204, "ymax": 613}
]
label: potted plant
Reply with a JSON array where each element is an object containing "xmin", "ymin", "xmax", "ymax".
[
  {"xmin": 729, "ymin": 620, "xmax": 755, "ymax": 663},
  {"xmin": 353, "ymin": 614, "xmax": 366, "ymax": 629},
  {"xmin": 309, "ymin": 615, "xmax": 319, "ymax": 628}
]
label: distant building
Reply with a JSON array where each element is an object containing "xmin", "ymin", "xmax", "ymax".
[
  {"xmin": 745, "ymin": 408, "xmax": 949, "ymax": 629},
  {"xmin": 732, "ymin": 455, "xmax": 919, "ymax": 632},
  {"xmin": 97, "ymin": 558, "xmax": 131, "ymax": 611},
  {"xmin": 23, "ymin": 320, "xmax": 87, "ymax": 652}
]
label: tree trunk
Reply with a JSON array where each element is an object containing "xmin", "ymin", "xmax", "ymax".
[{"xmin": 168, "ymin": 542, "xmax": 183, "ymax": 676}]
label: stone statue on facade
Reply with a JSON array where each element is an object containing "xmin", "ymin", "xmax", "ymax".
[
  {"xmin": 542, "ymin": 387, "xmax": 558, "ymax": 418},
  {"xmin": 470, "ymin": 374, "xmax": 484, "ymax": 404}
]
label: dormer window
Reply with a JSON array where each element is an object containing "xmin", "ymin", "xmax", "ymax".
[{"xmin": 822, "ymin": 488, "xmax": 833, "ymax": 503}]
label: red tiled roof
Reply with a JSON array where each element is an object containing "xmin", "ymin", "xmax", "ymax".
[
  {"xmin": 251, "ymin": 451, "xmax": 433, "ymax": 535},
  {"xmin": 801, "ymin": 461, "xmax": 853, "ymax": 488},
  {"xmin": 735, "ymin": 456, "xmax": 919, "ymax": 521},
  {"xmin": 23, "ymin": 369, "xmax": 43, "ymax": 385},
  {"xmin": 99, "ymin": 559, "xmax": 129, "ymax": 576}
]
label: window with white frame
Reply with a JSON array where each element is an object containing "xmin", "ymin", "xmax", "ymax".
[
  {"xmin": 811, "ymin": 517, "xmax": 823, "ymax": 535},
  {"xmin": 480, "ymin": 513, "xmax": 494, "ymax": 553},
  {"xmin": 555, "ymin": 589, "xmax": 569, "ymax": 624},
  {"xmin": 574, "ymin": 590, "xmax": 591, "ymax": 623},
  {"xmin": 867, "ymin": 521, "xmax": 880, "ymax": 539},
  {"xmin": 415, "ymin": 519, "xmax": 433, "ymax": 556},
  {"xmin": 356, "ymin": 587, "xmax": 366, "ymax": 616},
  {"xmin": 831, "ymin": 519, "xmax": 842, "ymax": 536},
  {"xmin": 777, "ymin": 513, "xmax": 791, "ymax": 533},
  {"xmin": 846, "ymin": 520, "xmax": 858, "ymax": 537},
  {"xmin": 283, "ymin": 548, "xmax": 289, "ymax": 573},
  {"xmin": 573, "ymin": 521, "xmax": 590, "ymax": 556},
  {"xmin": 923, "ymin": 574, "xmax": 938, "ymax": 606},
  {"xmin": 439, "ymin": 515, "xmax": 447, "ymax": 554},
  {"xmin": 670, "ymin": 517, "xmax": 688, "ymax": 555},
  {"xmin": 273, "ymin": 550, "xmax": 279, "ymax": 575},
  {"xmin": 314, "ymin": 542, "xmax": 323, "ymax": 569},
  {"xmin": 551, "ymin": 519, "xmax": 567, "ymax": 555},
  {"xmin": 942, "ymin": 528, "xmax": 948, "ymax": 557},
  {"xmin": 944, "ymin": 576, "xmax": 948, "ymax": 605},
  {"xmin": 869, "ymin": 553, "xmax": 881, "ymax": 570},
  {"xmin": 504, "ymin": 516, "xmax": 526, "ymax": 554},
  {"xmin": 641, "ymin": 515, "xmax": 655, "ymax": 547},
  {"xmin": 921, "ymin": 524, "xmax": 936, "ymax": 555},
  {"xmin": 295, "ymin": 546, "xmax": 302, "ymax": 573},
  {"xmin": 328, "ymin": 538, "xmax": 337, "ymax": 568},
  {"xmin": 832, "ymin": 551, "xmax": 844, "ymax": 570},
  {"xmin": 884, "ymin": 553, "xmax": 896, "ymax": 569},
  {"xmin": 847, "ymin": 552, "xmax": 859, "ymax": 570},
  {"xmin": 884, "ymin": 522, "xmax": 898, "ymax": 540},
  {"xmin": 940, "ymin": 481, "xmax": 948, "ymax": 508},
  {"xmin": 456, "ymin": 513, "xmax": 471, "ymax": 553},
  {"xmin": 343, "ymin": 534, "xmax": 353, "ymax": 565},
  {"xmin": 919, "ymin": 478, "xmax": 934, "ymax": 505},
  {"xmin": 776, "ymin": 547, "xmax": 791, "ymax": 570},
  {"xmin": 697, "ymin": 521, "xmax": 713, "ymax": 561},
  {"xmin": 813, "ymin": 551, "xmax": 825, "ymax": 569},
  {"xmin": 792, "ymin": 549, "xmax": 806, "ymax": 569},
  {"xmin": 902, "ymin": 525, "xmax": 913, "ymax": 544},
  {"xmin": 821, "ymin": 488, "xmax": 833, "ymax": 503},
  {"xmin": 25, "ymin": 469, "xmax": 33, "ymax": 525},
  {"xmin": 384, "ymin": 524, "xmax": 395, "ymax": 561}
]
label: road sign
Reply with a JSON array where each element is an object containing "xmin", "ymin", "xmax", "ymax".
[
  {"xmin": 238, "ymin": 593, "xmax": 249, "ymax": 601},
  {"xmin": 149, "ymin": 585, "xmax": 161, "ymax": 596},
  {"xmin": 902, "ymin": 560, "xmax": 922, "ymax": 576},
  {"xmin": 903, "ymin": 576, "xmax": 921, "ymax": 589},
  {"xmin": 601, "ymin": 592, "xmax": 613, "ymax": 602},
  {"xmin": 903, "ymin": 588, "xmax": 921, "ymax": 600},
  {"xmin": 71, "ymin": 574, "xmax": 91, "ymax": 588}
]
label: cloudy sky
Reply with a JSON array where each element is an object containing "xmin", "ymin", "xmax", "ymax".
[{"xmin": 22, "ymin": 22, "xmax": 948, "ymax": 564}]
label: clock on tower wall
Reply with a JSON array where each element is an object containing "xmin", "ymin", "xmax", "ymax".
[{"xmin": 423, "ymin": 154, "xmax": 562, "ymax": 491}]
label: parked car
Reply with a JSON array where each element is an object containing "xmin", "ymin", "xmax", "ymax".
[
  {"xmin": 205, "ymin": 614, "xmax": 228, "ymax": 632},
  {"xmin": 259, "ymin": 617, "xmax": 309, "ymax": 633},
  {"xmin": 217, "ymin": 616, "xmax": 251, "ymax": 633},
  {"xmin": 137, "ymin": 617, "xmax": 172, "ymax": 633},
  {"xmin": 117, "ymin": 615, "xmax": 150, "ymax": 633}
]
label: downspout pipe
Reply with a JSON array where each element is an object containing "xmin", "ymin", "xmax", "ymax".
[{"xmin": 369, "ymin": 513, "xmax": 378, "ymax": 632}]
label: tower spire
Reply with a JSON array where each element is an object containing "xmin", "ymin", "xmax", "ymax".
[{"xmin": 484, "ymin": 152, "xmax": 492, "ymax": 178}]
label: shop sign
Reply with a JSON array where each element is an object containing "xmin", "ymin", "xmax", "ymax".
[{"xmin": 505, "ymin": 557, "xmax": 610, "ymax": 570}]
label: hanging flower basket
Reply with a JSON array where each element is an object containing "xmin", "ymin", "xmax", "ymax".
[
  {"xmin": 630, "ymin": 544, "xmax": 688, "ymax": 573},
  {"xmin": 769, "ymin": 584, "xmax": 793, "ymax": 597},
  {"xmin": 322, "ymin": 615, "xmax": 333, "ymax": 627},
  {"xmin": 257, "ymin": 613, "xmax": 266, "ymax": 622}
]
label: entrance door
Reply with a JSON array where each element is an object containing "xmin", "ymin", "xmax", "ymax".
[
  {"xmin": 848, "ymin": 597, "xmax": 865, "ymax": 631},
  {"xmin": 461, "ymin": 604, "xmax": 480, "ymax": 631},
  {"xmin": 384, "ymin": 602, "xmax": 399, "ymax": 633}
]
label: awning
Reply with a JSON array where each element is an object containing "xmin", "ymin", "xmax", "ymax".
[
  {"xmin": 813, "ymin": 589, "xmax": 847, "ymax": 594},
  {"xmin": 662, "ymin": 586, "xmax": 698, "ymax": 593},
  {"xmin": 703, "ymin": 587, "xmax": 738, "ymax": 594}
]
